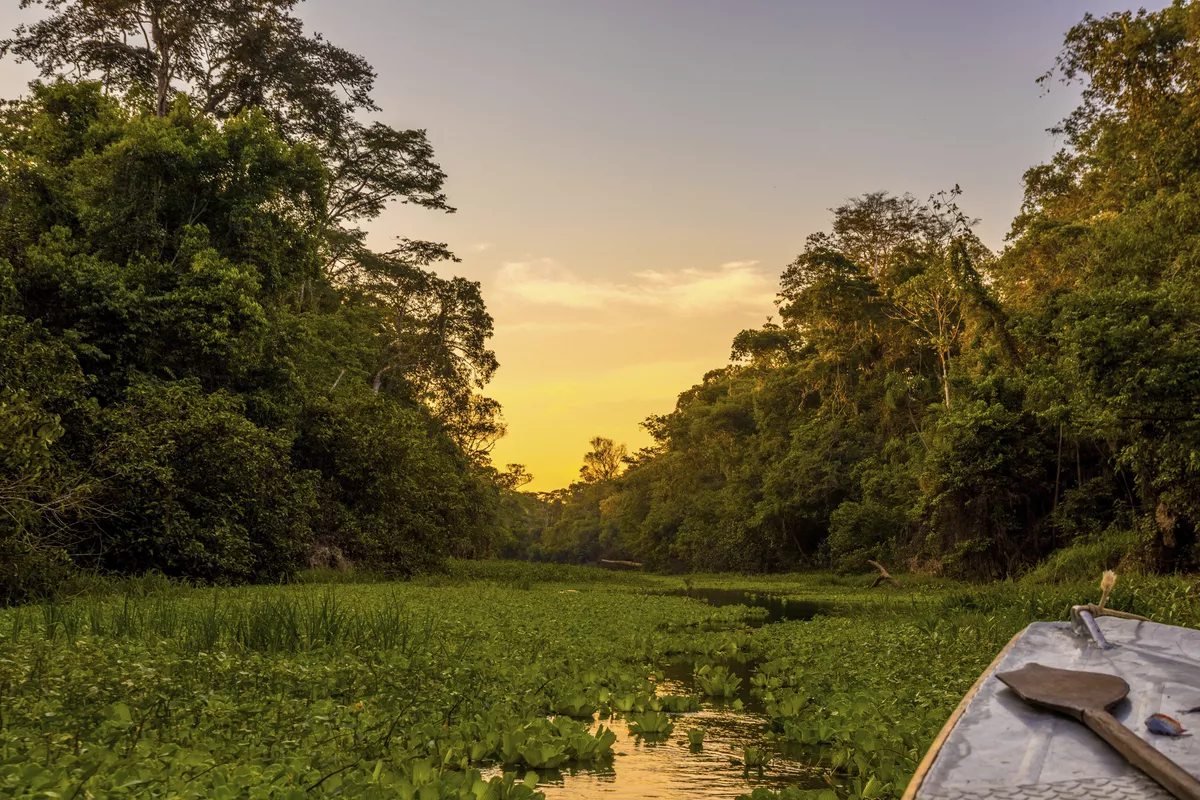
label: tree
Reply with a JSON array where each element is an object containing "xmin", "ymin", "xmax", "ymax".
[
  {"xmin": 730, "ymin": 320, "xmax": 802, "ymax": 370},
  {"xmin": 355, "ymin": 242, "xmax": 498, "ymax": 406},
  {"xmin": 509, "ymin": 7, "xmax": 1200, "ymax": 578},
  {"xmin": 3, "ymin": 1, "xmax": 453, "ymax": 227},
  {"xmin": 294, "ymin": 390, "xmax": 496, "ymax": 571},
  {"xmin": 999, "ymin": 2, "xmax": 1200, "ymax": 567},
  {"xmin": 496, "ymin": 464, "xmax": 534, "ymax": 491},
  {"xmin": 2, "ymin": 1, "xmax": 487, "ymax": 437},
  {"xmin": 0, "ymin": 294, "xmax": 98, "ymax": 602},
  {"xmin": 3, "ymin": 1, "xmax": 373, "ymax": 128},
  {"xmin": 342, "ymin": 240, "xmax": 502, "ymax": 462},
  {"xmin": 887, "ymin": 245, "xmax": 977, "ymax": 409},
  {"xmin": 580, "ymin": 437, "xmax": 627, "ymax": 483},
  {"xmin": 546, "ymin": 187, "xmax": 1037, "ymax": 576},
  {"xmin": 93, "ymin": 380, "xmax": 318, "ymax": 582},
  {"xmin": 828, "ymin": 191, "xmax": 950, "ymax": 277},
  {"xmin": 0, "ymin": 78, "xmax": 501, "ymax": 592},
  {"xmin": 438, "ymin": 394, "xmax": 507, "ymax": 467}
]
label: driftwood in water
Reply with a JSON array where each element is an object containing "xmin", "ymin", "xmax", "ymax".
[
  {"xmin": 599, "ymin": 559, "xmax": 643, "ymax": 569},
  {"xmin": 868, "ymin": 560, "xmax": 902, "ymax": 588}
]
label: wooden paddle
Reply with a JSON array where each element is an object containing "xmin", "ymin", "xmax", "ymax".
[{"xmin": 997, "ymin": 663, "xmax": 1200, "ymax": 800}]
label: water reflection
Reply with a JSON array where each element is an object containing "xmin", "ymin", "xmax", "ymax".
[
  {"xmin": 662, "ymin": 654, "xmax": 763, "ymax": 711},
  {"xmin": 483, "ymin": 589, "xmax": 834, "ymax": 798},
  {"xmin": 487, "ymin": 708, "xmax": 827, "ymax": 799}
]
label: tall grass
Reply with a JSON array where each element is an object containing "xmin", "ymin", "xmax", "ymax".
[
  {"xmin": 1021, "ymin": 527, "xmax": 1146, "ymax": 584},
  {"xmin": 1, "ymin": 586, "xmax": 444, "ymax": 655}
]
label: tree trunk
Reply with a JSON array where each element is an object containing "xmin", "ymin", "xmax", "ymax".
[
  {"xmin": 372, "ymin": 366, "xmax": 390, "ymax": 394},
  {"xmin": 1053, "ymin": 423, "xmax": 1064, "ymax": 512},
  {"xmin": 150, "ymin": 12, "xmax": 171, "ymax": 117},
  {"xmin": 938, "ymin": 351, "xmax": 951, "ymax": 408},
  {"xmin": 1076, "ymin": 441, "xmax": 1083, "ymax": 488}
]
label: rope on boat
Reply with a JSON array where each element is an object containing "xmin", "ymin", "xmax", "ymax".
[{"xmin": 1071, "ymin": 571, "xmax": 1151, "ymax": 648}]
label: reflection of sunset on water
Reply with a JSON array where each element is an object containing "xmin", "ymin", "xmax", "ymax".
[
  {"xmin": 484, "ymin": 706, "xmax": 826, "ymax": 800},
  {"xmin": 480, "ymin": 590, "xmax": 831, "ymax": 799}
]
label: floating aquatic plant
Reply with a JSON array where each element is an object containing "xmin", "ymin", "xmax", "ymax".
[
  {"xmin": 695, "ymin": 663, "xmax": 743, "ymax": 698},
  {"xmin": 741, "ymin": 745, "xmax": 774, "ymax": 770},
  {"xmin": 11, "ymin": 562, "xmax": 1198, "ymax": 799},
  {"xmin": 658, "ymin": 694, "xmax": 700, "ymax": 712},
  {"xmin": 626, "ymin": 710, "xmax": 675, "ymax": 737},
  {"xmin": 765, "ymin": 691, "xmax": 808, "ymax": 719},
  {"xmin": 554, "ymin": 692, "xmax": 598, "ymax": 718}
]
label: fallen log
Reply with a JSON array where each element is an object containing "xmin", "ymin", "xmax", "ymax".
[
  {"xmin": 599, "ymin": 559, "xmax": 643, "ymax": 569},
  {"xmin": 868, "ymin": 559, "xmax": 902, "ymax": 588}
]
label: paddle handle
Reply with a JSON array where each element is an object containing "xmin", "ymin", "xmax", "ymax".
[{"xmin": 1083, "ymin": 709, "xmax": 1200, "ymax": 800}]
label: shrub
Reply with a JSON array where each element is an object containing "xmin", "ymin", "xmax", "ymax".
[
  {"xmin": 1022, "ymin": 527, "xmax": 1148, "ymax": 584},
  {"xmin": 294, "ymin": 390, "xmax": 495, "ymax": 576},
  {"xmin": 92, "ymin": 380, "xmax": 316, "ymax": 582}
]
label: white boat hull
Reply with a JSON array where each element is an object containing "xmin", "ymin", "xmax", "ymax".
[{"xmin": 905, "ymin": 617, "xmax": 1200, "ymax": 799}]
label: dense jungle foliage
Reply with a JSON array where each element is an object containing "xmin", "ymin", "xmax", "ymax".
[
  {"xmin": 6, "ymin": 1, "xmax": 1200, "ymax": 596},
  {"xmin": 0, "ymin": 1, "xmax": 531, "ymax": 602},
  {"xmin": 518, "ymin": 3, "xmax": 1200, "ymax": 578}
]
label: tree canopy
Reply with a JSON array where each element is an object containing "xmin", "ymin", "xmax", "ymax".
[
  {"xmin": 8, "ymin": 1, "xmax": 1200, "ymax": 592},
  {"xmin": 0, "ymin": 3, "xmax": 518, "ymax": 600},
  {"xmin": 512, "ymin": 2, "xmax": 1200, "ymax": 577}
]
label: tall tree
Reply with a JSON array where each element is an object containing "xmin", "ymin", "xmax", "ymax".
[
  {"xmin": 1001, "ymin": 1, "xmax": 1200, "ymax": 566},
  {"xmin": 3, "ymin": 1, "xmax": 373, "ymax": 128},
  {"xmin": 828, "ymin": 191, "xmax": 950, "ymax": 278},
  {"xmin": 0, "ymin": 0, "xmax": 507, "ymax": 594},
  {"xmin": 2, "ymin": 1, "xmax": 487, "ymax": 437},
  {"xmin": 580, "ymin": 437, "xmax": 627, "ymax": 483},
  {"xmin": 355, "ymin": 242, "xmax": 498, "ymax": 405},
  {"xmin": 887, "ymin": 242, "xmax": 986, "ymax": 409}
]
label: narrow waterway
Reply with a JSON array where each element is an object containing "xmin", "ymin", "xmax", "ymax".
[
  {"xmin": 669, "ymin": 588, "xmax": 830, "ymax": 626},
  {"xmin": 531, "ymin": 589, "xmax": 832, "ymax": 799}
]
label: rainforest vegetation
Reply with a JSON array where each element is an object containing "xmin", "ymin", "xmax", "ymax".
[
  {"xmin": 5, "ymin": 3, "xmax": 1200, "ymax": 800},
  {"xmin": 5, "ymin": 561, "xmax": 1200, "ymax": 799},
  {"xmin": 0, "ymin": 0, "xmax": 529, "ymax": 603},
  {"xmin": 5, "ymin": 1, "xmax": 1200, "ymax": 592},
  {"xmin": 517, "ymin": 4, "xmax": 1200, "ymax": 579}
]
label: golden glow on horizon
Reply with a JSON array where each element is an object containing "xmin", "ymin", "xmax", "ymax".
[
  {"xmin": 487, "ymin": 358, "xmax": 717, "ymax": 492},
  {"xmin": 465, "ymin": 254, "xmax": 783, "ymax": 492},
  {"xmin": 319, "ymin": 0, "xmax": 1106, "ymax": 493},
  {"xmin": 0, "ymin": 0, "xmax": 1144, "ymax": 497}
]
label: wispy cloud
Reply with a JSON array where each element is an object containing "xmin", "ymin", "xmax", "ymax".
[
  {"xmin": 471, "ymin": 242, "xmax": 494, "ymax": 252},
  {"xmin": 494, "ymin": 320, "xmax": 607, "ymax": 333},
  {"xmin": 496, "ymin": 258, "xmax": 774, "ymax": 311}
]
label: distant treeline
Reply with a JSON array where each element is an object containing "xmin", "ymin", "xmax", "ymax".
[
  {"xmin": 0, "ymin": 2, "xmax": 530, "ymax": 602},
  {"xmin": 505, "ymin": 4, "xmax": 1200, "ymax": 577}
]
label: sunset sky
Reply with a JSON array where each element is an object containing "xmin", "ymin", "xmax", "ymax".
[{"xmin": 0, "ymin": 1, "xmax": 1167, "ymax": 490}]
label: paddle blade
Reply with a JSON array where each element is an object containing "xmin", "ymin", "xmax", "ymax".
[{"xmin": 997, "ymin": 663, "xmax": 1130, "ymax": 719}]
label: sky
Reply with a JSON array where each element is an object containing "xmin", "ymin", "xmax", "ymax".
[{"xmin": 0, "ymin": 1, "xmax": 1168, "ymax": 491}]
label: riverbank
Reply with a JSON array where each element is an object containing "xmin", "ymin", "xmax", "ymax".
[{"xmin": 2, "ymin": 563, "xmax": 1198, "ymax": 799}]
